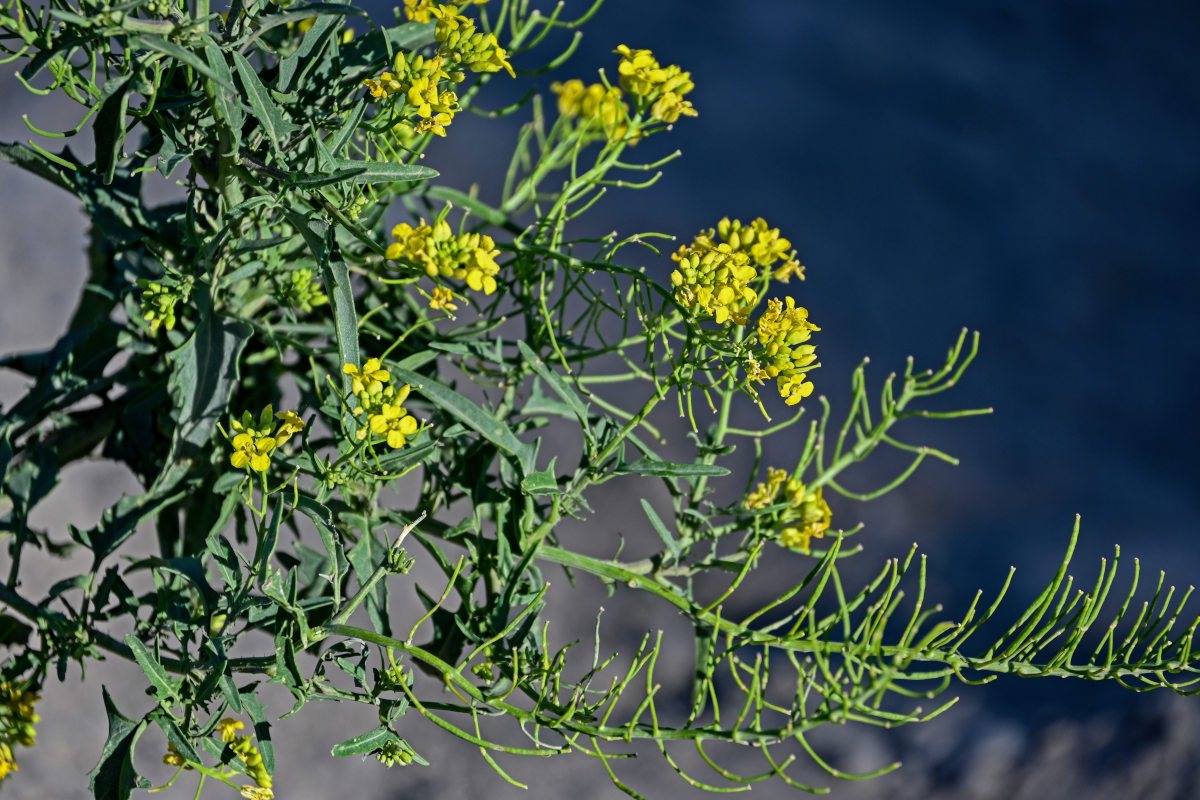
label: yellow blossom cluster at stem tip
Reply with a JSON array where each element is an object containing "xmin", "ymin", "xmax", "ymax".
[
  {"xmin": 614, "ymin": 44, "xmax": 697, "ymax": 123},
  {"xmin": 387, "ymin": 217, "xmax": 501, "ymax": 295},
  {"xmin": 228, "ymin": 407, "xmax": 306, "ymax": 472},
  {"xmin": 550, "ymin": 79, "xmax": 634, "ymax": 142},
  {"xmin": 685, "ymin": 217, "xmax": 803, "ymax": 283},
  {"xmin": 428, "ymin": 286, "xmax": 459, "ymax": 313},
  {"xmin": 403, "ymin": 0, "xmax": 487, "ymax": 24},
  {"xmin": 670, "ymin": 242, "xmax": 758, "ymax": 325},
  {"xmin": 216, "ymin": 719, "xmax": 273, "ymax": 797},
  {"xmin": 365, "ymin": 2, "xmax": 510, "ymax": 137},
  {"xmin": 744, "ymin": 467, "xmax": 832, "ymax": 552},
  {"xmin": 343, "ymin": 359, "xmax": 421, "ymax": 449},
  {"xmin": 138, "ymin": 281, "xmax": 180, "ymax": 333},
  {"xmin": 0, "ymin": 682, "xmax": 39, "ymax": 781},
  {"xmin": 672, "ymin": 217, "xmax": 820, "ymax": 404},
  {"xmin": 751, "ymin": 297, "xmax": 820, "ymax": 405}
]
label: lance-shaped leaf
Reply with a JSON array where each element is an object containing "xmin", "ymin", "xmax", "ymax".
[
  {"xmin": 615, "ymin": 458, "xmax": 730, "ymax": 478},
  {"xmin": 87, "ymin": 689, "xmax": 150, "ymax": 800},
  {"xmin": 231, "ymin": 51, "xmax": 299, "ymax": 154},
  {"xmin": 125, "ymin": 635, "xmax": 181, "ymax": 706},
  {"xmin": 392, "ymin": 367, "xmax": 531, "ymax": 470},
  {"xmin": 93, "ymin": 74, "xmax": 131, "ymax": 184}
]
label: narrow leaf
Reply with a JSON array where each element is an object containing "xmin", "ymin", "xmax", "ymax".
[
  {"xmin": 231, "ymin": 51, "xmax": 299, "ymax": 154},
  {"xmin": 391, "ymin": 367, "xmax": 525, "ymax": 462},
  {"xmin": 125, "ymin": 635, "xmax": 180, "ymax": 706},
  {"xmin": 616, "ymin": 458, "xmax": 730, "ymax": 478}
]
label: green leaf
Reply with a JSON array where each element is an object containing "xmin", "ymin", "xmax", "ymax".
[
  {"xmin": 521, "ymin": 457, "xmax": 561, "ymax": 496},
  {"xmin": 391, "ymin": 367, "xmax": 529, "ymax": 469},
  {"xmin": 517, "ymin": 340, "xmax": 590, "ymax": 431},
  {"xmin": 240, "ymin": 687, "xmax": 275, "ymax": 774},
  {"xmin": 163, "ymin": 292, "xmax": 251, "ymax": 472},
  {"xmin": 289, "ymin": 213, "xmax": 359, "ymax": 399},
  {"xmin": 231, "ymin": 51, "xmax": 299, "ymax": 154},
  {"xmin": 125, "ymin": 635, "xmax": 180, "ymax": 706},
  {"xmin": 615, "ymin": 458, "xmax": 730, "ymax": 478},
  {"xmin": 93, "ymin": 74, "xmax": 131, "ymax": 184},
  {"xmin": 327, "ymin": 159, "xmax": 438, "ymax": 184},
  {"xmin": 220, "ymin": 673, "xmax": 243, "ymax": 714},
  {"xmin": 641, "ymin": 499, "xmax": 681, "ymax": 559},
  {"xmin": 87, "ymin": 688, "xmax": 150, "ymax": 800},
  {"xmin": 258, "ymin": 498, "xmax": 284, "ymax": 582},
  {"xmin": 328, "ymin": 99, "xmax": 367, "ymax": 157},
  {"xmin": 150, "ymin": 712, "xmax": 202, "ymax": 765},
  {"xmin": 138, "ymin": 35, "xmax": 236, "ymax": 92},
  {"xmin": 127, "ymin": 556, "xmax": 219, "ymax": 616},
  {"xmin": 331, "ymin": 724, "xmax": 395, "ymax": 757},
  {"xmin": 277, "ymin": 13, "xmax": 340, "ymax": 93}
]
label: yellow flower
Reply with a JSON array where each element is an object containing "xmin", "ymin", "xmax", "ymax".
[
  {"xmin": 369, "ymin": 402, "xmax": 420, "ymax": 449},
  {"xmin": 432, "ymin": 5, "xmax": 515, "ymax": 77},
  {"xmin": 387, "ymin": 217, "xmax": 501, "ymax": 295},
  {"xmin": 240, "ymin": 787, "xmax": 275, "ymax": 800},
  {"xmin": 163, "ymin": 741, "xmax": 192, "ymax": 769},
  {"xmin": 217, "ymin": 718, "xmax": 245, "ymax": 742},
  {"xmin": 402, "ymin": 0, "xmax": 436, "ymax": 21},
  {"xmin": 744, "ymin": 466, "xmax": 788, "ymax": 510},
  {"xmin": 230, "ymin": 433, "xmax": 275, "ymax": 472},
  {"xmin": 670, "ymin": 243, "xmax": 758, "ymax": 325},
  {"xmin": 344, "ymin": 358, "xmax": 391, "ymax": 397},
  {"xmin": 429, "ymin": 286, "xmax": 458, "ymax": 312},
  {"xmin": 551, "ymin": 79, "xmax": 634, "ymax": 142},
  {"xmin": 274, "ymin": 410, "xmax": 306, "ymax": 444},
  {"xmin": 0, "ymin": 742, "xmax": 16, "ymax": 780},
  {"xmin": 651, "ymin": 91, "xmax": 696, "ymax": 123},
  {"xmin": 777, "ymin": 370, "xmax": 814, "ymax": 406}
]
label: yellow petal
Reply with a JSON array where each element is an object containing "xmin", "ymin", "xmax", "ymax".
[
  {"xmin": 387, "ymin": 430, "xmax": 406, "ymax": 449},
  {"xmin": 250, "ymin": 454, "xmax": 271, "ymax": 472},
  {"xmin": 398, "ymin": 415, "xmax": 419, "ymax": 435},
  {"xmin": 231, "ymin": 452, "xmax": 249, "ymax": 468}
]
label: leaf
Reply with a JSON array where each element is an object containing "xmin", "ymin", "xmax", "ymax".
[
  {"xmin": 615, "ymin": 458, "xmax": 730, "ymax": 478},
  {"xmin": 517, "ymin": 340, "xmax": 590, "ymax": 430},
  {"xmin": 87, "ymin": 688, "xmax": 150, "ymax": 800},
  {"xmin": 521, "ymin": 457, "xmax": 561, "ymax": 496},
  {"xmin": 332, "ymin": 159, "xmax": 438, "ymax": 183},
  {"xmin": 93, "ymin": 74, "xmax": 131, "ymax": 184},
  {"xmin": 331, "ymin": 725, "xmax": 396, "ymax": 757},
  {"xmin": 150, "ymin": 712, "xmax": 201, "ymax": 764},
  {"xmin": 277, "ymin": 13, "xmax": 340, "ymax": 93},
  {"xmin": 391, "ymin": 367, "xmax": 529, "ymax": 469},
  {"xmin": 125, "ymin": 635, "xmax": 180, "ymax": 706},
  {"xmin": 641, "ymin": 499, "xmax": 681, "ymax": 559},
  {"xmin": 220, "ymin": 673, "xmax": 244, "ymax": 714},
  {"xmin": 327, "ymin": 99, "xmax": 367, "ymax": 157},
  {"xmin": 240, "ymin": 687, "xmax": 275, "ymax": 774},
  {"xmin": 138, "ymin": 35, "xmax": 236, "ymax": 91},
  {"xmin": 164, "ymin": 292, "xmax": 251, "ymax": 471},
  {"xmin": 128, "ymin": 556, "xmax": 219, "ymax": 615},
  {"xmin": 231, "ymin": 51, "xmax": 299, "ymax": 154},
  {"xmin": 258, "ymin": 497, "xmax": 284, "ymax": 580},
  {"xmin": 289, "ymin": 213, "xmax": 359, "ymax": 396}
]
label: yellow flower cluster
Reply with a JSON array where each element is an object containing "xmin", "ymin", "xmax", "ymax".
[
  {"xmin": 744, "ymin": 468, "xmax": 832, "ymax": 552},
  {"xmin": 364, "ymin": 53, "xmax": 460, "ymax": 137},
  {"xmin": 229, "ymin": 407, "xmax": 306, "ymax": 472},
  {"xmin": 403, "ymin": 0, "xmax": 487, "ymax": 24},
  {"xmin": 387, "ymin": 218, "xmax": 501, "ymax": 295},
  {"xmin": 670, "ymin": 242, "xmax": 758, "ymax": 325},
  {"xmin": 0, "ymin": 682, "xmax": 39, "ymax": 781},
  {"xmin": 432, "ymin": 5, "xmax": 514, "ymax": 77},
  {"xmin": 750, "ymin": 297, "xmax": 820, "ymax": 405},
  {"xmin": 683, "ymin": 217, "xmax": 803, "ymax": 282},
  {"xmin": 614, "ymin": 44, "xmax": 697, "ymax": 123},
  {"xmin": 550, "ymin": 79, "xmax": 633, "ymax": 142},
  {"xmin": 428, "ymin": 286, "xmax": 458, "ymax": 313},
  {"xmin": 163, "ymin": 741, "xmax": 192, "ymax": 769},
  {"xmin": 343, "ymin": 359, "xmax": 421, "ymax": 449},
  {"xmin": 217, "ymin": 718, "xmax": 272, "ymax": 795}
]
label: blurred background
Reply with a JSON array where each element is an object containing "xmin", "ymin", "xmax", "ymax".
[{"xmin": 3, "ymin": 0, "xmax": 1200, "ymax": 797}]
